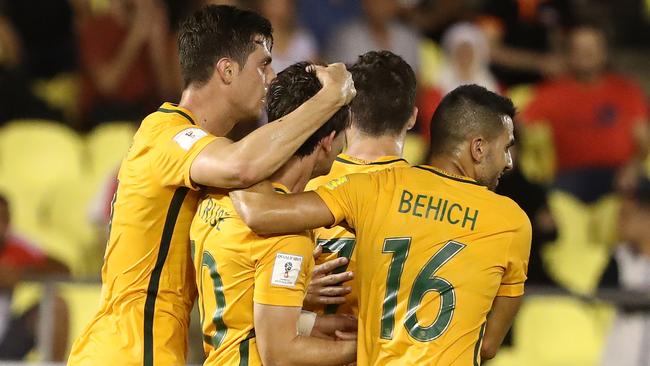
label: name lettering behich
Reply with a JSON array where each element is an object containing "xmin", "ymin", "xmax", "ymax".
[{"xmin": 397, "ymin": 190, "xmax": 479, "ymax": 230}]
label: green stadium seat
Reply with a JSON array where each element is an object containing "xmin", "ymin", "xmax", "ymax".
[
  {"xmin": 513, "ymin": 297, "xmax": 605, "ymax": 366},
  {"xmin": 57, "ymin": 282, "xmax": 102, "ymax": 357},
  {"xmin": 0, "ymin": 120, "xmax": 83, "ymax": 190},
  {"xmin": 519, "ymin": 122, "xmax": 555, "ymax": 185},
  {"xmin": 85, "ymin": 122, "xmax": 136, "ymax": 183},
  {"xmin": 544, "ymin": 191, "xmax": 615, "ymax": 294},
  {"xmin": 39, "ymin": 178, "xmax": 100, "ymax": 276}
]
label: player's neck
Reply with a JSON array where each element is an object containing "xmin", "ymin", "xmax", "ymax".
[
  {"xmin": 344, "ymin": 127, "xmax": 404, "ymax": 161},
  {"xmin": 270, "ymin": 156, "xmax": 315, "ymax": 193},
  {"xmin": 178, "ymin": 86, "xmax": 237, "ymax": 136},
  {"xmin": 429, "ymin": 154, "xmax": 474, "ymax": 180}
]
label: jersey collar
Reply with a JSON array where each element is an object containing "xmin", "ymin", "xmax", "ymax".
[
  {"xmin": 157, "ymin": 102, "xmax": 197, "ymax": 125},
  {"xmin": 414, "ymin": 165, "xmax": 483, "ymax": 186},
  {"xmin": 335, "ymin": 153, "xmax": 408, "ymax": 166}
]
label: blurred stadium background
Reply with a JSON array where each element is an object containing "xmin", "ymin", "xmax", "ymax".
[{"xmin": 0, "ymin": 0, "xmax": 648, "ymax": 365}]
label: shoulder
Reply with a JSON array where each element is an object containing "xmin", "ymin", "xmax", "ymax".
[
  {"xmin": 490, "ymin": 193, "xmax": 531, "ymax": 231},
  {"xmin": 604, "ymin": 74, "xmax": 645, "ymax": 93},
  {"xmin": 533, "ymin": 77, "xmax": 572, "ymax": 95}
]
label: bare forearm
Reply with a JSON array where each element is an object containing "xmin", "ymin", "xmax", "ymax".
[
  {"xmin": 231, "ymin": 189, "xmax": 335, "ymax": 234},
  {"xmin": 490, "ymin": 45, "xmax": 550, "ymax": 73},
  {"xmin": 149, "ymin": 37, "xmax": 180, "ymax": 97},
  {"xmin": 270, "ymin": 336, "xmax": 355, "ymax": 366},
  {"xmin": 235, "ymin": 89, "xmax": 344, "ymax": 181},
  {"xmin": 481, "ymin": 296, "xmax": 522, "ymax": 360},
  {"xmin": 95, "ymin": 31, "xmax": 144, "ymax": 94}
]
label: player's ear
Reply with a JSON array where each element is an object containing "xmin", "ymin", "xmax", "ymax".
[
  {"xmin": 470, "ymin": 136, "xmax": 486, "ymax": 163},
  {"xmin": 319, "ymin": 131, "xmax": 337, "ymax": 154},
  {"xmin": 406, "ymin": 107, "xmax": 418, "ymax": 131},
  {"xmin": 215, "ymin": 58, "xmax": 238, "ymax": 84}
]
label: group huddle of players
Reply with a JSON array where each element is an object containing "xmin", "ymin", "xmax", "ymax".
[{"xmin": 66, "ymin": 4, "xmax": 531, "ymax": 366}]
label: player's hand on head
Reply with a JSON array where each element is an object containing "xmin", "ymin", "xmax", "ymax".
[
  {"xmin": 303, "ymin": 256, "xmax": 353, "ymax": 309},
  {"xmin": 310, "ymin": 63, "xmax": 356, "ymax": 106}
]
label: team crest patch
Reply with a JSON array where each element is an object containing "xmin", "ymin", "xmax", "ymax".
[
  {"xmin": 271, "ymin": 253, "xmax": 303, "ymax": 287},
  {"xmin": 173, "ymin": 128, "xmax": 208, "ymax": 151},
  {"xmin": 325, "ymin": 176, "xmax": 349, "ymax": 190}
]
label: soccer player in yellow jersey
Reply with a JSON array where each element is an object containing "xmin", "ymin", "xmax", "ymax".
[
  {"xmin": 191, "ymin": 62, "xmax": 356, "ymax": 366},
  {"xmin": 304, "ymin": 51, "xmax": 416, "ymax": 316},
  {"xmin": 231, "ymin": 85, "xmax": 531, "ymax": 365},
  {"xmin": 68, "ymin": 5, "xmax": 356, "ymax": 366}
]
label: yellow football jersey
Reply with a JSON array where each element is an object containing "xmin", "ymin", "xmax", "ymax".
[
  {"xmin": 314, "ymin": 165, "xmax": 531, "ymax": 365},
  {"xmin": 190, "ymin": 183, "xmax": 314, "ymax": 366},
  {"xmin": 68, "ymin": 103, "xmax": 218, "ymax": 366},
  {"xmin": 305, "ymin": 154, "xmax": 409, "ymax": 316}
]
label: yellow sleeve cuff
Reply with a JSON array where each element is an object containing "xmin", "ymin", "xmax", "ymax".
[
  {"xmin": 314, "ymin": 187, "xmax": 346, "ymax": 226},
  {"xmin": 496, "ymin": 282, "xmax": 525, "ymax": 297}
]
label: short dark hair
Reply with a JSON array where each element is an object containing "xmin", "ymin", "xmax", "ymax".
[
  {"xmin": 178, "ymin": 5, "xmax": 273, "ymax": 87},
  {"xmin": 267, "ymin": 62, "xmax": 350, "ymax": 157},
  {"xmin": 348, "ymin": 50, "xmax": 416, "ymax": 136},
  {"xmin": 429, "ymin": 84, "xmax": 516, "ymax": 157}
]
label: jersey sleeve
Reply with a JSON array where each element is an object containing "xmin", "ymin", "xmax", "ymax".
[
  {"xmin": 313, "ymin": 172, "xmax": 377, "ymax": 230},
  {"xmin": 497, "ymin": 214, "xmax": 532, "ymax": 297},
  {"xmin": 150, "ymin": 123, "xmax": 218, "ymax": 190},
  {"xmin": 254, "ymin": 235, "xmax": 315, "ymax": 307}
]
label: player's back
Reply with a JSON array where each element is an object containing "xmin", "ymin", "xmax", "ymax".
[
  {"xmin": 69, "ymin": 104, "xmax": 216, "ymax": 366},
  {"xmin": 190, "ymin": 184, "xmax": 314, "ymax": 366},
  {"xmin": 316, "ymin": 165, "xmax": 531, "ymax": 365},
  {"xmin": 306, "ymin": 153, "xmax": 409, "ymax": 315}
]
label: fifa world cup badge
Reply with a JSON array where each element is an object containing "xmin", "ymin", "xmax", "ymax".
[{"xmin": 284, "ymin": 262, "xmax": 293, "ymax": 278}]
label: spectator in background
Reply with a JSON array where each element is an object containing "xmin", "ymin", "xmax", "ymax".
[
  {"xmin": 417, "ymin": 22, "xmax": 499, "ymax": 142},
  {"xmin": 77, "ymin": 0, "xmax": 182, "ymax": 129},
  {"xmin": 478, "ymin": 0, "xmax": 574, "ymax": 86},
  {"xmin": 326, "ymin": 0, "xmax": 420, "ymax": 73},
  {"xmin": 523, "ymin": 25, "xmax": 649, "ymax": 202},
  {"xmin": 0, "ymin": 11, "xmax": 63, "ymax": 125},
  {"xmin": 438, "ymin": 22, "xmax": 498, "ymax": 94},
  {"xmin": 0, "ymin": 194, "xmax": 70, "ymax": 361},
  {"xmin": 257, "ymin": 0, "xmax": 318, "ymax": 73},
  {"xmin": 398, "ymin": 0, "xmax": 472, "ymax": 42},
  {"xmin": 1, "ymin": 0, "xmax": 76, "ymax": 80},
  {"xmin": 598, "ymin": 176, "xmax": 650, "ymax": 366},
  {"xmin": 296, "ymin": 0, "xmax": 362, "ymax": 50}
]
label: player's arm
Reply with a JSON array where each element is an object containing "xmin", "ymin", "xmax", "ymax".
[
  {"xmin": 480, "ymin": 295, "xmax": 523, "ymax": 360},
  {"xmin": 254, "ymin": 303, "xmax": 356, "ymax": 366},
  {"xmin": 190, "ymin": 64, "xmax": 355, "ymax": 189},
  {"xmin": 616, "ymin": 117, "xmax": 649, "ymax": 191},
  {"xmin": 230, "ymin": 183, "xmax": 336, "ymax": 234},
  {"xmin": 233, "ymin": 173, "xmax": 371, "ymax": 235},
  {"xmin": 481, "ymin": 210, "xmax": 532, "ymax": 360}
]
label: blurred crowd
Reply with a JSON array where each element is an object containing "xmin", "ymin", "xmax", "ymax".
[{"xmin": 0, "ymin": 0, "xmax": 648, "ymax": 363}]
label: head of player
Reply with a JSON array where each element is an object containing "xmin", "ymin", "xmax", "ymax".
[
  {"xmin": 178, "ymin": 4, "xmax": 275, "ymax": 136},
  {"xmin": 346, "ymin": 50, "xmax": 417, "ymax": 156},
  {"xmin": 428, "ymin": 84, "xmax": 516, "ymax": 191},
  {"xmin": 266, "ymin": 62, "xmax": 350, "ymax": 183}
]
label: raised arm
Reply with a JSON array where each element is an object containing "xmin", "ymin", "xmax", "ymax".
[
  {"xmin": 190, "ymin": 63, "xmax": 356, "ymax": 188},
  {"xmin": 254, "ymin": 304, "xmax": 356, "ymax": 366},
  {"xmin": 480, "ymin": 295, "xmax": 523, "ymax": 360},
  {"xmin": 229, "ymin": 182, "xmax": 335, "ymax": 234}
]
